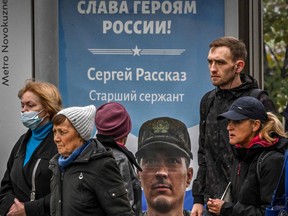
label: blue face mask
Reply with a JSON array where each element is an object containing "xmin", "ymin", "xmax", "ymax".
[{"xmin": 21, "ymin": 110, "xmax": 44, "ymax": 130}]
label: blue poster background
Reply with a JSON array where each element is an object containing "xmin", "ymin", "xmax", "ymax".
[{"xmin": 59, "ymin": 0, "xmax": 224, "ymax": 211}]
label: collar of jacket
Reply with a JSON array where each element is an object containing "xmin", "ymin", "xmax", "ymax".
[
  {"xmin": 215, "ymin": 74, "xmax": 259, "ymax": 98},
  {"xmin": 97, "ymin": 134, "xmax": 142, "ymax": 171},
  {"xmin": 16, "ymin": 130, "xmax": 55, "ymax": 160},
  {"xmin": 50, "ymin": 139, "xmax": 113, "ymax": 167}
]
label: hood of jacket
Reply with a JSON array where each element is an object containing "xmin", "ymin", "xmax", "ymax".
[
  {"xmin": 234, "ymin": 136, "xmax": 288, "ymax": 162},
  {"xmin": 215, "ymin": 73, "xmax": 259, "ymax": 98},
  {"xmin": 96, "ymin": 134, "xmax": 142, "ymax": 171}
]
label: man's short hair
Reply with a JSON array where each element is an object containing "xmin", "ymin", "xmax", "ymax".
[{"xmin": 209, "ymin": 36, "xmax": 247, "ymax": 62}]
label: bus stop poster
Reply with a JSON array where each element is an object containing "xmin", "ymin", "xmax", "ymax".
[{"xmin": 59, "ymin": 0, "xmax": 224, "ymax": 210}]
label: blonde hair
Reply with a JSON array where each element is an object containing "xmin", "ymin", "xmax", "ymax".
[
  {"xmin": 18, "ymin": 80, "xmax": 62, "ymax": 118},
  {"xmin": 259, "ymin": 112, "xmax": 288, "ymax": 143}
]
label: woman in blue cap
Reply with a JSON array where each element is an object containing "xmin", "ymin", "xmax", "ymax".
[{"xmin": 207, "ymin": 96, "xmax": 288, "ymax": 216}]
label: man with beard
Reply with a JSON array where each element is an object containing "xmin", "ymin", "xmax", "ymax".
[{"xmin": 135, "ymin": 117, "xmax": 193, "ymax": 216}]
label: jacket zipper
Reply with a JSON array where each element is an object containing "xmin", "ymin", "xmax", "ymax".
[{"xmin": 237, "ymin": 162, "xmax": 241, "ymax": 175}]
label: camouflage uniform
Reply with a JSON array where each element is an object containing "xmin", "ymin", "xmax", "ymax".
[{"xmin": 192, "ymin": 74, "xmax": 276, "ymax": 206}]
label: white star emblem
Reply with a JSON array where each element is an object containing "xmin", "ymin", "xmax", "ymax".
[{"xmin": 132, "ymin": 45, "xmax": 142, "ymax": 56}]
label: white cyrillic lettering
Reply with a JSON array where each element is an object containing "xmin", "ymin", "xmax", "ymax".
[
  {"xmin": 103, "ymin": 21, "xmax": 112, "ymax": 34},
  {"xmin": 77, "ymin": 1, "xmax": 86, "ymax": 14},
  {"xmin": 86, "ymin": 1, "xmax": 96, "ymax": 14}
]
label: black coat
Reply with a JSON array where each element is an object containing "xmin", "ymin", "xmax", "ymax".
[
  {"xmin": 220, "ymin": 137, "xmax": 288, "ymax": 216},
  {"xmin": 49, "ymin": 139, "xmax": 134, "ymax": 216},
  {"xmin": 0, "ymin": 130, "xmax": 57, "ymax": 216}
]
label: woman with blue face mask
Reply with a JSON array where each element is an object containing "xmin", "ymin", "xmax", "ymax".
[{"xmin": 0, "ymin": 80, "xmax": 62, "ymax": 216}]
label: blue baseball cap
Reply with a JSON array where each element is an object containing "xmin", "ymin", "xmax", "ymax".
[{"xmin": 217, "ymin": 96, "xmax": 267, "ymax": 122}]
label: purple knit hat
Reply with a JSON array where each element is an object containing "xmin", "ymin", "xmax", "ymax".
[{"xmin": 95, "ymin": 102, "xmax": 132, "ymax": 140}]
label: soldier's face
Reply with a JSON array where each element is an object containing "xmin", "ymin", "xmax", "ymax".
[{"xmin": 138, "ymin": 151, "xmax": 192, "ymax": 213}]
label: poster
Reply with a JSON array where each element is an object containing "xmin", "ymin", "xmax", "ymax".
[{"xmin": 59, "ymin": 0, "xmax": 224, "ymax": 210}]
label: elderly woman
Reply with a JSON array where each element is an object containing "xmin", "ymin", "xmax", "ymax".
[
  {"xmin": 0, "ymin": 80, "xmax": 62, "ymax": 216},
  {"xmin": 95, "ymin": 102, "xmax": 142, "ymax": 216},
  {"xmin": 49, "ymin": 105, "xmax": 134, "ymax": 216},
  {"xmin": 207, "ymin": 96, "xmax": 288, "ymax": 216}
]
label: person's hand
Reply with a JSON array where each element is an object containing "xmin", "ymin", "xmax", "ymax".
[
  {"xmin": 191, "ymin": 203, "xmax": 204, "ymax": 216},
  {"xmin": 7, "ymin": 198, "xmax": 26, "ymax": 216},
  {"xmin": 207, "ymin": 198, "xmax": 224, "ymax": 215}
]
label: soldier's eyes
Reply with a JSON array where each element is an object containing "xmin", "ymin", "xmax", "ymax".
[
  {"xmin": 167, "ymin": 158, "xmax": 181, "ymax": 164},
  {"xmin": 142, "ymin": 158, "xmax": 156, "ymax": 166}
]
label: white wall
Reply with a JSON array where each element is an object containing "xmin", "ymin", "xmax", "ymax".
[{"xmin": 0, "ymin": 0, "xmax": 32, "ymax": 178}]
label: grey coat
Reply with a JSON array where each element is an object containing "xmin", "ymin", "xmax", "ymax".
[{"xmin": 96, "ymin": 134, "xmax": 142, "ymax": 216}]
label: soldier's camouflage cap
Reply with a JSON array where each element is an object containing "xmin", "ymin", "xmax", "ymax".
[{"xmin": 136, "ymin": 117, "xmax": 193, "ymax": 160}]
